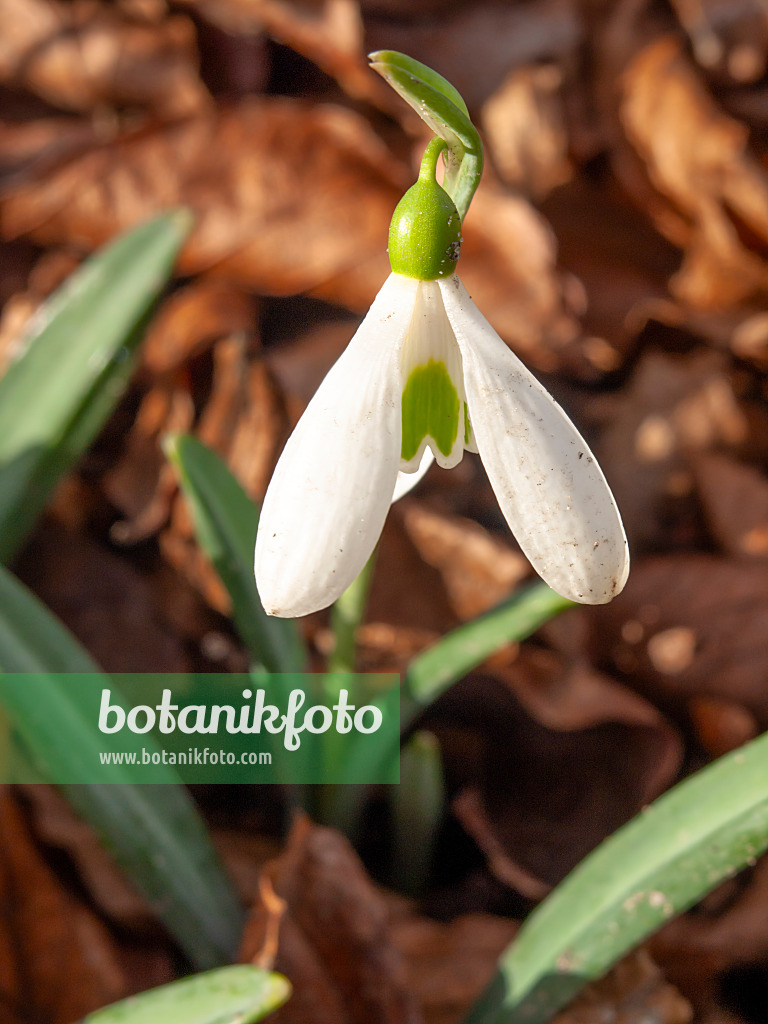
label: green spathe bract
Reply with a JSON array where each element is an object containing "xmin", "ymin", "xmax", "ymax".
[
  {"xmin": 401, "ymin": 359, "xmax": 460, "ymax": 461},
  {"xmin": 388, "ymin": 139, "xmax": 462, "ymax": 280}
]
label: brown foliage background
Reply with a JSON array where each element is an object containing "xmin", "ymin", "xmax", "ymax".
[{"xmin": 2, "ymin": 0, "xmax": 768, "ymax": 1022}]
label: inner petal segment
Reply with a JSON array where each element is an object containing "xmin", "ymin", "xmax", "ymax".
[{"xmin": 399, "ymin": 279, "xmax": 473, "ymax": 471}]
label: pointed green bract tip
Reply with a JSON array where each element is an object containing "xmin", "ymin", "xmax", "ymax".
[{"xmin": 388, "ymin": 144, "xmax": 462, "ymax": 281}]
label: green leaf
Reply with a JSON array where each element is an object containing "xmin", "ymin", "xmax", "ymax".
[
  {"xmin": 369, "ymin": 50, "xmax": 469, "ymax": 117},
  {"xmin": 0, "ymin": 210, "xmax": 192, "ymax": 563},
  {"xmin": 390, "ymin": 731, "xmax": 444, "ymax": 896},
  {"xmin": 464, "ymin": 729, "xmax": 768, "ymax": 1024},
  {"xmin": 81, "ymin": 965, "xmax": 290, "ymax": 1024},
  {"xmin": 0, "ymin": 563, "xmax": 243, "ymax": 968},
  {"xmin": 164, "ymin": 433, "xmax": 305, "ymax": 673},
  {"xmin": 368, "ymin": 50, "xmax": 483, "ymax": 221},
  {"xmin": 402, "ymin": 583, "xmax": 573, "ymax": 727}
]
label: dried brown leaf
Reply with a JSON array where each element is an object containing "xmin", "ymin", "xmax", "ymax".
[
  {"xmin": 596, "ymin": 349, "xmax": 752, "ymax": 551},
  {"xmin": 365, "ymin": 0, "xmax": 583, "ymax": 112},
  {"xmin": 688, "ymin": 694, "xmax": 759, "ymax": 758},
  {"xmin": 593, "ymin": 554, "xmax": 768, "ymax": 719},
  {"xmin": 481, "ymin": 64, "xmax": 572, "ymax": 200},
  {"xmin": 142, "ymin": 279, "xmax": 258, "ymax": 375},
  {"xmin": 551, "ymin": 948, "xmax": 691, "ymax": 1024},
  {"xmin": 401, "ymin": 503, "xmax": 530, "ymax": 620},
  {"xmin": 693, "ymin": 451, "xmax": 768, "ymax": 557},
  {"xmin": 0, "ymin": 789, "xmax": 126, "ymax": 1023},
  {"xmin": 652, "ymin": 855, "xmax": 768, "ymax": 1014},
  {"xmin": 179, "ymin": 0, "xmax": 395, "ymax": 112},
  {"xmin": 0, "ymin": 0, "xmax": 208, "ymax": 116},
  {"xmin": 15, "ymin": 520, "xmax": 189, "ymax": 672},
  {"xmin": 103, "ymin": 384, "xmax": 193, "ymax": 542},
  {"xmin": 671, "ymin": 0, "xmax": 768, "ymax": 83},
  {"xmin": 618, "ymin": 35, "xmax": 768, "ymax": 307},
  {"xmin": 239, "ymin": 816, "xmax": 421, "ymax": 1024},
  {"xmin": 0, "ymin": 99, "xmax": 405, "ymax": 301},
  {"xmin": 421, "ymin": 666, "xmax": 681, "ymax": 888},
  {"xmin": 389, "ymin": 910, "xmax": 517, "ymax": 1024}
]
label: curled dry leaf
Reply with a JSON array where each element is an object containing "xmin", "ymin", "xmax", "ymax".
[
  {"xmin": 197, "ymin": 335, "xmax": 283, "ymax": 502},
  {"xmin": 14, "ymin": 521, "xmax": 189, "ymax": 672},
  {"xmin": 0, "ymin": 0, "xmax": 209, "ymax": 116},
  {"xmin": 0, "ymin": 789, "xmax": 127, "ymax": 1024},
  {"xmin": 688, "ymin": 694, "xmax": 759, "ymax": 759},
  {"xmin": 141, "ymin": 278, "xmax": 258, "ymax": 375},
  {"xmin": 617, "ymin": 35, "xmax": 768, "ymax": 308},
  {"xmin": 693, "ymin": 451, "xmax": 768, "ymax": 558},
  {"xmin": 368, "ymin": 508, "xmax": 458, "ymax": 636},
  {"xmin": 159, "ymin": 334, "xmax": 285, "ymax": 615},
  {"xmin": 420, "ymin": 665, "xmax": 681, "ymax": 889},
  {"xmin": 239, "ymin": 815, "xmax": 421, "ymax": 1024},
  {"xmin": 593, "ymin": 555, "xmax": 768, "ymax": 720},
  {"xmin": 652, "ymin": 855, "xmax": 768, "ymax": 1015},
  {"xmin": 389, "ymin": 910, "xmax": 517, "ymax": 1024},
  {"xmin": 595, "ymin": 349, "xmax": 753, "ymax": 551},
  {"xmin": 0, "ymin": 99, "xmax": 405, "ymax": 298},
  {"xmin": 103, "ymin": 384, "xmax": 194, "ymax": 542},
  {"xmin": 21, "ymin": 785, "xmax": 160, "ymax": 931},
  {"xmin": 400, "ymin": 503, "xmax": 530, "ymax": 621},
  {"xmin": 365, "ymin": 0, "xmax": 584, "ymax": 112},
  {"xmin": 539, "ymin": 175, "xmax": 681, "ymax": 376},
  {"xmin": 670, "ymin": 0, "xmax": 768, "ymax": 83},
  {"xmin": 550, "ymin": 948, "xmax": 691, "ymax": 1024},
  {"xmin": 177, "ymin": 0, "xmax": 397, "ymax": 112},
  {"xmin": 481, "ymin": 63, "xmax": 572, "ymax": 200}
]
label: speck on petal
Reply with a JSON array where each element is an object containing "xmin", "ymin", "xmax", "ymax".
[
  {"xmin": 255, "ymin": 274, "xmax": 418, "ymax": 617},
  {"xmin": 439, "ymin": 275, "xmax": 629, "ymax": 604}
]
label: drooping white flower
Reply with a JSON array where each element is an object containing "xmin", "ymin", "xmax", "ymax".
[
  {"xmin": 255, "ymin": 137, "xmax": 628, "ymax": 618},
  {"xmin": 255, "ymin": 270, "xmax": 629, "ymax": 617}
]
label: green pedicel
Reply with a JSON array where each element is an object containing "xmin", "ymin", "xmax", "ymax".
[
  {"xmin": 401, "ymin": 359, "xmax": 460, "ymax": 462},
  {"xmin": 388, "ymin": 139, "xmax": 462, "ymax": 281}
]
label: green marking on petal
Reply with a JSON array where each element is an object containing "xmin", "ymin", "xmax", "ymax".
[
  {"xmin": 464, "ymin": 404, "xmax": 471, "ymax": 445},
  {"xmin": 401, "ymin": 359, "xmax": 460, "ymax": 462}
]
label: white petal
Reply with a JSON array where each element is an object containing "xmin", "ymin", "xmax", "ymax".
[
  {"xmin": 392, "ymin": 448, "xmax": 434, "ymax": 503},
  {"xmin": 440, "ymin": 275, "xmax": 629, "ymax": 604},
  {"xmin": 255, "ymin": 274, "xmax": 418, "ymax": 617},
  {"xmin": 399, "ymin": 281, "xmax": 467, "ymax": 471}
]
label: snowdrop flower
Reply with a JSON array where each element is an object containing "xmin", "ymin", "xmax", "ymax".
[{"xmin": 255, "ymin": 139, "xmax": 628, "ymax": 618}]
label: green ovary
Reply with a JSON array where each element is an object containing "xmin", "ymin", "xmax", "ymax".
[{"xmin": 401, "ymin": 359, "xmax": 460, "ymax": 462}]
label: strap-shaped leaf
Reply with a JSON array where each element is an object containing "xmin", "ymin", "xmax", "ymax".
[
  {"xmin": 403, "ymin": 583, "xmax": 573, "ymax": 724},
  {"xmin": 0, "ymin": 211, "xmax": 191, "ymax": 563},
  {"xmin": 0, "ymin": 563, "xmax": 243, "ymax": 968},
  {"xmin": 464, "ymin": 728, "xmax": 768, "ymax": 1024},
  {"xmin": 81, "ymin": 965, "xmax": 290, "ymax": 1024},
  {"xmin": 165, "ymin": 433, "xmax": 306, "ymax": 672}
]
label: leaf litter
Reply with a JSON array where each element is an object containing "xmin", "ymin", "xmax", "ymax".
[{"xmin": 2, "ymin": 0, "xmax": 768, "ymax": 1021}]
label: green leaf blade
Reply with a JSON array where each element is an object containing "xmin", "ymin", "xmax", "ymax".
[
  {"xmin": 464, "ymin": 730, "xmax": 768, "ymax": 1024},
  {"xmin": 0, "ymin": 211, "xmax": 192, "ymax": 562},
  {"xmin": 0, "ymin": 563, "xmax": 243, "ymax": 968},
  {"xmin": 165, "ymin": 433, "xmax": 306, "ymax": 673},
  {"xmin": 81, "ymin": 965, "xmax": 290, "ymax": 1024},
  {"xmin": 403, "ymin": 583, "xmax": 573, "ymax": 725},
  {"xmin": 368, "ymin": 51, "xmax": 483, "ymax": 220}
]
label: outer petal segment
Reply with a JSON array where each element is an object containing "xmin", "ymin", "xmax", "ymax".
[
  {"xmin": 440, "ymin": 275, "xmax": 629, "ymax": 604},
  {"xmin": 255, "ymin": 274, "xmax": 418, "ymax": 617}
]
